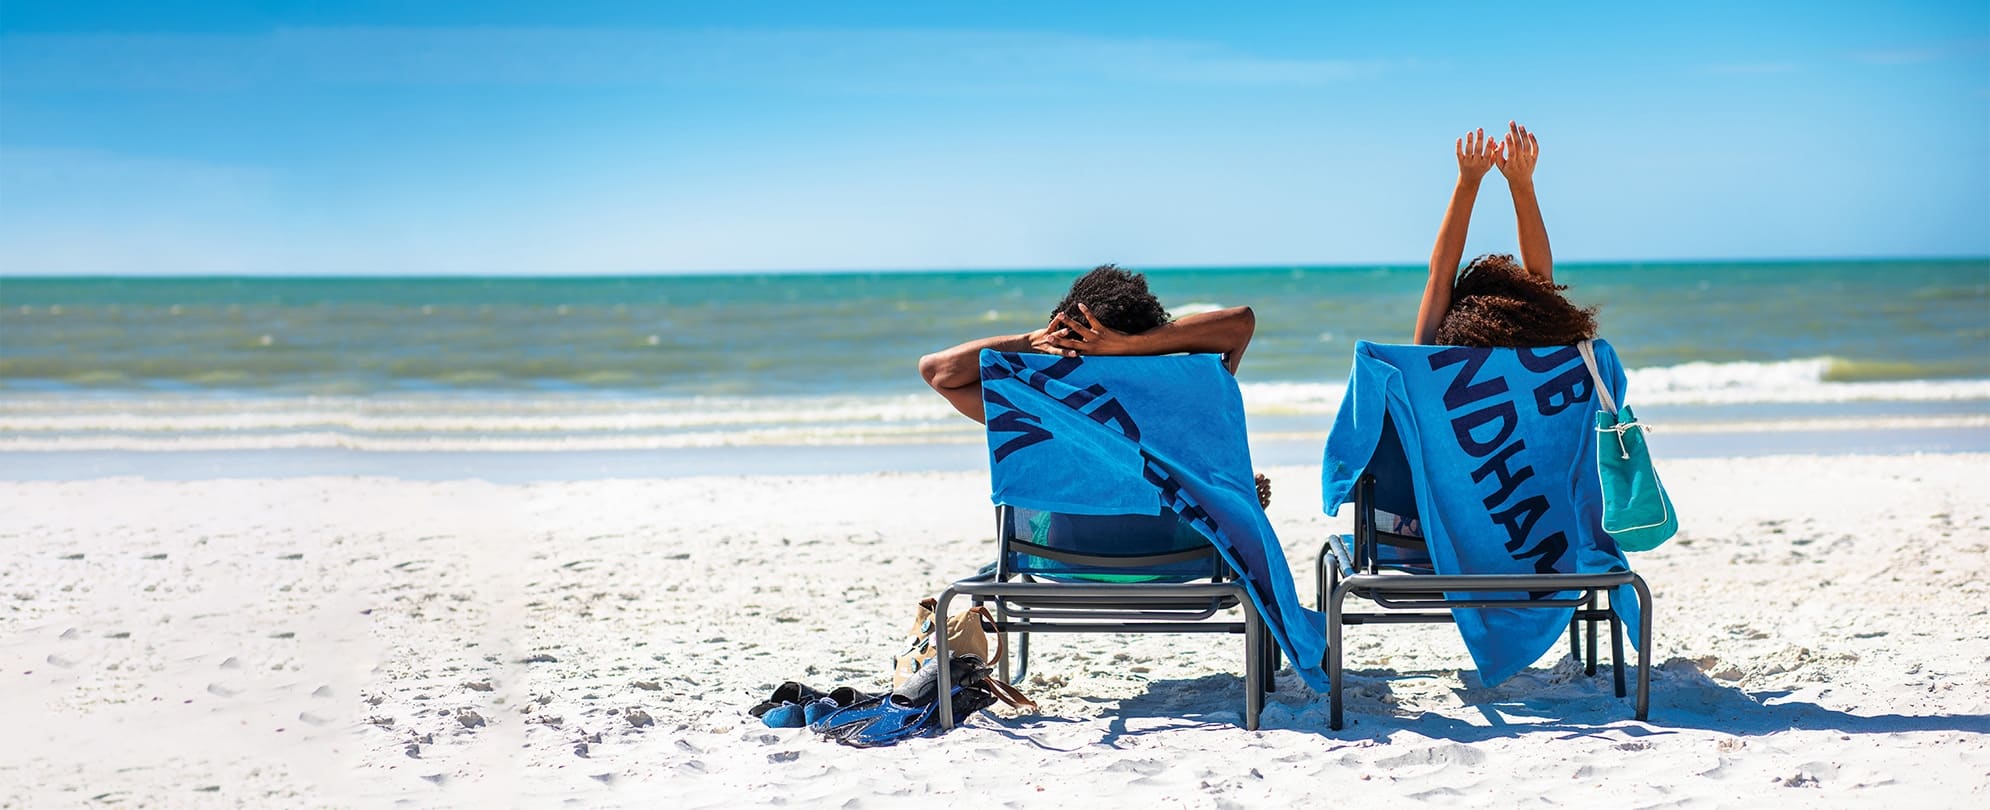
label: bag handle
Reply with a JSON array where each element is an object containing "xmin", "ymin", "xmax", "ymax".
[
  {"xmin": 983, "ymin": 676, "xmax": 1039, "ymax": 712},
  {"xmin": 1580, "ymin": 339, "xmax": 1646, "ymax": 460},
  {"xmin": 965, "ymin": 604, "xmax": 1005, "ymax": 672},
  {"xmin": 918, "ymin": 598, "xmax": 1009, "ymax": 679},
  {"xmin": 1577, "ymin": 339, "xmax": 1619, "ymax": 415}
]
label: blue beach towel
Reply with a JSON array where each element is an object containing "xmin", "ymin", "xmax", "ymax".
[
  {"xmin": 980, "ymin": 350, "xmax": 1330, "ymax": 691},
  {"xmin": 1320, "ymin": 341, "xmax": 1643, "ymax": 686}
]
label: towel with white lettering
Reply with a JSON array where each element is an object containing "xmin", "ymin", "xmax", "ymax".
[{"xmin": 1320, "ymin": 340, "xmax": 1642, "ymax": 686}]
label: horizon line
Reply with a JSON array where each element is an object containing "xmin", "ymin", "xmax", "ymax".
[{"xmin": 1, "ymin": 254, "xmax": 1986, "ymax": 281}]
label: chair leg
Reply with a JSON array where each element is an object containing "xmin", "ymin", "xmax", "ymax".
[
  {"xmin": 994, "ymin": 600, "xmax": 1012, "ymax": 684},
  {"xmin": 1567, "ymin": 612, "xmax": 1581, "ymax": 666},
  {"xmin": 1014, "ymin": 629, "xmax": 1031, "ymax": 684},
  {"xmin": 1611, "ymin": 606, "xmax": 1627, "ymax": 698},
  {"xmin": 1584, "ymin": 591, "xmax": 1600, "ymax": 676},
  {"xmin": 934, "ymin": 588, "xmax": 959, "ymax": 730},
  {"xmin": 1633, "ymin": 575, "xmax": 1653, "ymax": 722},
  {"xmin": 1327, "ymin": 580, "xmax": 1348, "ymax": 731},
  {"xmin": 1243, "ymin": 594, "xmax": 1263, "ymax": 731}
]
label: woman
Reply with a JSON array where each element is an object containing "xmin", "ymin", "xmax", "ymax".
[{"xmin": 1414, "ymin": 122, "xmax": 1597, "ymax": 347}]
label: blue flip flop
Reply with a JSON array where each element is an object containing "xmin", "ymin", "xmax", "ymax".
[
  {"xmin": 803, "ymin": 686, "xmax": 875, "ymax": 726},
  {"xmin": 750, "ymin": 681, "xmax": 825, "ymax": 729}
]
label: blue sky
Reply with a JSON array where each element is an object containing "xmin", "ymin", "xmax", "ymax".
[{"xmin": 1, "ymin": 1, "xmax": 1985, "ymax": 275}]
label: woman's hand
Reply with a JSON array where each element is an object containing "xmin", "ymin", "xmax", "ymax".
[
  {"xmin": 1456, "ymin": 127, "xmax": 1501, "ymax": 182},
  {"xmin": 1496, "ymin": 120, "xmax": 1539, "ymax": 187}
]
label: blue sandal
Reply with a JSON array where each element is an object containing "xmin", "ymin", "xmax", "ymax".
[{"xmin": 750, "ymin": 681, "xmax": 825, "ymax": 728}]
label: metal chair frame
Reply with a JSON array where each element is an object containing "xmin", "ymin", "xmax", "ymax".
[
  {"xmin": 935, "ymin": 504, "xmax": 1275, "ymax": 730},
  {"xmin": 1314, "ymin": 473, "xmax": 1652, "ymax": 730}
]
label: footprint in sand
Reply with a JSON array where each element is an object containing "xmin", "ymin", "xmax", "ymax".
[{"xmin": 1372, "ymin": 743, "xmax": 1488, "ymax": 770}]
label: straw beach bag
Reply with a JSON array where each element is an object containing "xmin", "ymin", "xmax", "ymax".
[
  {"xmin": 893, "ymin": 597, "xmax": 1036, "ymax": 711},
  {"xmin": 1579, "ymin": 340, "xmax": 1678, "ymax": 552}
]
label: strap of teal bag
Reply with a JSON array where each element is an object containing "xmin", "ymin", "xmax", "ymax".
[
  {"xmin": 1578, "ymin": 340, "xmax": 1637, "ymax": 460},
  {"xmin": 1576, "ymin": 340, "xmax": 1619, "ymax": 415}
]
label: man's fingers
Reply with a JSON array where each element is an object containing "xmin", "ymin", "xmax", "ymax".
[{"xmin": 1077, "ymin": 303, "xmax": 1106, "ymax": 333}]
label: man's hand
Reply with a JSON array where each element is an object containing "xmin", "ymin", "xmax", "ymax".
[
  {"xmin": 1457, "ymin": 127, "xmax": 1501, "ymax": 182},
  {"xmin": 1028, "ymin": 315, "xmax": 1080, "ymax": 357},
  {"xmin": 1048, "ymin": 304, "xmax": 1140, "ymax": 355},
  {"xmin": 1496, "ymin": 120, "xmax": 1539, "ymax": 187}
]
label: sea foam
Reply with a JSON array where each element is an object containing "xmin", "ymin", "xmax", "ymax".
[{"xmin": 1, "ymin": 358, "xmax": 1985, "ymax": 452}]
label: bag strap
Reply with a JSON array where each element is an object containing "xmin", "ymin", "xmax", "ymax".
[
  {"xmin": 1577, "ymin": 339, "xmax": 1619, "ymax": 415},
  {"xmin": 965, "ymin": 605, "xmax": 1005, "ymax": 669},
  {"xmin": 950, "ymin": 604, "xmax": 1036, "ymax": 712},
  {"xmin": 983, "ymin": 676, "xmax": 1039, "ymax": 712}
]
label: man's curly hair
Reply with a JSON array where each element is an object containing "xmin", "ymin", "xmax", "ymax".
[
  {"xmin": 1053, "ymin": 264, "xmax": 1171, "ymax": 335},
  {"xmin": 1435, "ymin": 254, "xmax": 1598, "ymax": 347}
]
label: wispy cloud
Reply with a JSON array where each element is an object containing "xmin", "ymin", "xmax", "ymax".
[
  {"xmin": 0, "ymin": 27, "xmax": 1397, "ymax": 95},
  {"xmin": 1851, "ymin": 37, "xmax": 1990, "ymax": 65}
]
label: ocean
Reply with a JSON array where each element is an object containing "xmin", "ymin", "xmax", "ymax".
[{"xmin": 2, "ymin": 260, "xmax": 1987, "ymax": 470}]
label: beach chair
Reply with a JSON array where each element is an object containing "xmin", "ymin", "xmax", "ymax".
[
  {"xmin": 931, "ymin": 351, "xmax": 1308, "ymax": 732},
  {"xmin": 1316, "ymin": 341, "xmax": 1653, "ymax": 731},
  {"xmin": 934, "ymin": 506, "xmax": 1272, "ymax": 730}
]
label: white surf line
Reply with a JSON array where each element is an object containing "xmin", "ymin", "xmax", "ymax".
[
  {"xmin": 1245, "ymin": 414, "xmax": 1990, "ymax": 442},
  {"xmin": 0, "ymin": 424, "xmax": 988, "ymax": 452}
]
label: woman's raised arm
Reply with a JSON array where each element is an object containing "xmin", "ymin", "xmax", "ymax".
[
  {"xmin": 1414, "ymin": 128, "xmax": 1501, "ymax": 345},
  {"xmin": 1497, "ymin": 120, "xmax": 1553, "ymax": 283}
]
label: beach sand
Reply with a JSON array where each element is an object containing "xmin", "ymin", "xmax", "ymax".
[{"xmin": 2, "ymin": 454, "xmax": 1987, "ymax": 807}]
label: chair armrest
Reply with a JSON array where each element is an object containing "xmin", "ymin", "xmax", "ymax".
[{"xmin": 1324, "ymin": 534, "xmax": 1357, "ymax": 577}]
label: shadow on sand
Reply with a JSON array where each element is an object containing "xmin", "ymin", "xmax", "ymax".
[{"xmin": 969, "ymin": 658, "xmax": 1990, "ymax": 746}]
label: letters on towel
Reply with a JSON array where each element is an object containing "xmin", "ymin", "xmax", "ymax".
[{"xmin": 1321, "ymin": 341, "xmax": 1643, "ymax": 685}]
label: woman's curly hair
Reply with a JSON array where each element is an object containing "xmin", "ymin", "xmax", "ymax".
[
  {"xmin": 1053, "ymin": 264, "xmax": 1171, "ymax": 335},
  {"xmin": 1436, "ymin": 254, "xmax": 1598, "ymax": 347}
]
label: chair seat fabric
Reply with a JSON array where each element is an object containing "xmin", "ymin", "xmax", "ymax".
[{"xmin": 1009, "ymin": 508, "xmax": 1215, "ymax": 583}]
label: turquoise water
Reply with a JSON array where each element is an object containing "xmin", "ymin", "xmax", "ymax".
[
  {"xmin": 3, "ymin": 259, "xmax": 1986, "ymax": 396},
  {"xmin": 1, "ymin": 260, "xmax": 1985, "ymax": 456}
]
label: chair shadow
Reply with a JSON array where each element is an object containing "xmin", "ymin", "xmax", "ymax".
[
  {"xmin": 1328, "ymin": 657, "xmax": 1990, "ymax": 742},
  {"xmin": 965, "ymin": 672, "xmax": 1274, "ymax": 749},
  {"xmin": 981, "ymin": 660, "xmax": 1990, "ymax": 745}
]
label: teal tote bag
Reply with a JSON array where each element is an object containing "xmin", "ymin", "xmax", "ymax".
[{"xmin": 1579, "ymin": 341, "xmax": 1678, "ymax": 552}]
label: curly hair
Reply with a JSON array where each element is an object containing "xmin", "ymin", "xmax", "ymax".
[
  {"xmin": 1435, "ymin": 254, "xmax": 1598, "ymax": 347},
  {"xmin": 1052, "ymin": 264, "xmax": 1171, "ymax": 335}
]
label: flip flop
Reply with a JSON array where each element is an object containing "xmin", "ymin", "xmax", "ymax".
[
  {"xmin": 749, "ymin": 681, "xmax": 825, "ymax": 728},
  {"xmin": 803, "ymin": 686, "xmax": 876, "ymax": 725}
]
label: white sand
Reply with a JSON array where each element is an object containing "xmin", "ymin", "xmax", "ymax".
[{"xmin": 2, "ymin": 454, "xmax": 1988, "ymax": 807}]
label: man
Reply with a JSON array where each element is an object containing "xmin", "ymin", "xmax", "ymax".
[{"xmin": 917, "ymin": 264, "xmax": 1256, "ymax": 422}]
